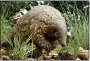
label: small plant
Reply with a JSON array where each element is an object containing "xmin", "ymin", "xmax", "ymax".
[{"xmin": 8, "ymin": 37, "xmax": 35, "ymax": 60}]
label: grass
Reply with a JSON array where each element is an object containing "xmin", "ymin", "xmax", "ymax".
[
  {"xmin": 61, "ymin": 1, "xmax": 89, "ymax": 57},
  {"xmin": 0, "ymin": 2, "xmax": 35, "ymax": 59},
  {"xmin": 8, "ymin": 37, "xmax": 35, "ymax": 59},
  {"xmin": 1, "ymin": 4, "xmax": 13, "ymax": 47},
  {"xmin": 0, "ymin": 1, "xmax": 89, "ymax": 60}
]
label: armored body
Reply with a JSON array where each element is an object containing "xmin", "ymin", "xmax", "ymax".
[{"xmin": 12, "ymin": 5, "xmax": 67, "ymax": 53}]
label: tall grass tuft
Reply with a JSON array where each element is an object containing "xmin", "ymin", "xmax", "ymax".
[
  {"xmin": 1, "ymin": 2, "xmax": 13, "ymax": 48},
  {"xmin": 62, "ymin": 1, "xmax": 89, "ymax": 57},
  {"xmin": 0, "ymin": 2, "xmax": 35, "ymax": 59}
]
